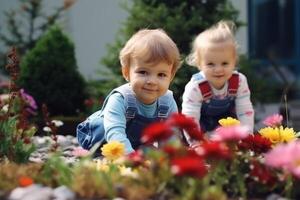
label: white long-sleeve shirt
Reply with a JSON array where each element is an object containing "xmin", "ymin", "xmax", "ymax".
[{"xmin": 182, "ymin": 71, "xmax": 254, "ymax": 145}]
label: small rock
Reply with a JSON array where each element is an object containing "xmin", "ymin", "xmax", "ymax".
[{"xmin": 53, "ymin": 185, "xmax": 75, "ymax": 200}]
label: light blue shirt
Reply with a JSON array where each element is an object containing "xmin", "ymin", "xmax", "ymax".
[{"xmin": 102, "ymin": 92, "xmax": 178, "ymax": 154}]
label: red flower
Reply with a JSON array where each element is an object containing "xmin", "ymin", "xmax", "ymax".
[
  {"xmin": 84, "ymin": 98, "xmax": 95, "ymax": 107},
  {"xmin": 249, "ymin": 160, "xmax": 277, "ymax": 186},
  {"xmin": 196, "ymin": 141, "xmax": 232, "ymax": 160},
  {"xmin": 141, "ymin": 122, "xmax": 173, "ymax": 144},
  {"xmin": 238, "ymin": 134, "xmax": 272, "ymax": 154},
  {"xmin": 185, "ymin": 127, "xmax": 204, "ymax": 141},
  {"xmin": 163, "ymin": 145, "xmax": 179, "ymax": 157},
  {"xmin": 23, "ymin": 137, "xmax": 31, "ymax": 144},
  {"xmin": 168, "ymin": 113, "xmax": 198, "ymax": 130},
  {"xmin": 19, "ymin": 176, "xmax": 34, "ymax": 187},
  {"xmin": 171, "ymin": 155, "xmax": 208, "ymax": 179},
  {"xmin": 126, "ymin": 150, "xmax": 145, "ymax": 166},
  {"xmin": 168, "ymin": 113, "xmax": 204, "ymax": 141}
]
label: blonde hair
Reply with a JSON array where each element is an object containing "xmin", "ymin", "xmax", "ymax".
[
  {"xmin": 186, "ymin": 20, "xmax": 238, "ymax": 67},
  {"xmin": 119, "ymin": 29, "xmax": 181, "ymax": 73}
]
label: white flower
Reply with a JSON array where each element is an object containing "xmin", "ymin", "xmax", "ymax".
[
  {"xmin": 51, "ymin": 120, "xmax": 64, "ymax": 127},
  {"xmin": 43, "ymin": 126, "xmax": 51, "ymax": 132},
  {"xmin": 1, "ymin": 104, "xmax": 8, "ymax": 113}
]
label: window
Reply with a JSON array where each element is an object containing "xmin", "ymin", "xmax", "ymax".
[{"xmin": 249, "ymin": 0, "xmax": 297, "ymax": 59}]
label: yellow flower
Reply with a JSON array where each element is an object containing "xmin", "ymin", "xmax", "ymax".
[
  {"xmin": 218, "ymin": 117, "xmax": 240, "ymax": 127},
  {"xmin": 259, "ymin": 126, "xmax": 296, "ymax": 145},
  {"xmin": 101, "ymin": 141, "xmax": 125, "ymax": 160},
  {"xmin": 96, "ymin": 159, "xmax": 109, "ymax": 172}
]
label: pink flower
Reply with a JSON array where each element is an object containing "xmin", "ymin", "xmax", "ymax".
[
  {"xmin": 72, "ymin": 147, "xmax": 90, "ymax": 157},
  {"xmin": 211, "ymin": 125, "xmax": 249, "ymax": 142},
  {"xmin": 20, "ymin": 89, "xmax": 38, "ymax": 115},
  {"xmin": 264, "ymin": 141, "xmax": 300, "ymax": 178},
  {"xmin": 263, "ymin": 114, "xmax": 283, "ymax": 127}
]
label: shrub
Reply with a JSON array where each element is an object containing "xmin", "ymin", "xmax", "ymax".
[{"xmin": 19, "ymin": 26, "xmax": 87, "ymax": 116}]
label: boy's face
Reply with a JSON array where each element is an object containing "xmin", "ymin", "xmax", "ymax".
[
  {"xmin": 198, "ymin": 42, "xmax": 236, "ymax": 89},
  {"xmin": 122, "ymin": 59, "xmax": 174, "ymax": 104}
]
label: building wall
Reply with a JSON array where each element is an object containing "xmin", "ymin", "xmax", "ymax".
[
  {"xmin": 65, "ymin": 0, "xmax": 128, "ymax": 80},
  {"xmin": 230, "ymin": 0, "xmax": 248, "ymax": 55}
]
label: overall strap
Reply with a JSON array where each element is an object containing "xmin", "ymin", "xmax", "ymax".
[
  {"xmin": 115, "ymin": 84, "xmax": 137, "ymax": 119},
  {"xmin": 157, "ymin": 91, "xmax": 171, "ymax": 118},
  {"xmin": 228, "ymin": 73, "xmax": 239, "ymax": 97},
  {"xmin": 198, "ymin": 81, "xmax": 213, "ymax": 102},
  {"xmin": 194, "ymin": 72, "xmax": 213, "ymax": 102}
]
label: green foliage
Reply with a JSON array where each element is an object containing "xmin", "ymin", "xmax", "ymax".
[
  {"xmin": 0, "ymin": 0, "xmax": 74, "ymax": 73},
  {"xmin": 37, "ymin": 153, "xmax": 73, "ymax": 187},
  {"xmin": 238, "ymin": 55, "xmax": 283, "ymax": 104},
  {"xmin": 0, "ymin": 112, "xmax": 36, "ymax": 164},
  {"xmin": 101, "ymin": 0, "xmax": 242, "ymax": 108},
  {"xmin": 19, "ymin": 26, "xmax": 87, "ymax": 116},
  {"xmin": 0, "ymin": 48, "xmax": 37, "ymax": 164}
]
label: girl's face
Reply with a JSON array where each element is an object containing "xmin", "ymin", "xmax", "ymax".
[
  {"xmin": 198, "ymin": 42, "xmax": 236, "ymax": 89},
  {"xmin": 122, "ymin": 59, "xmax": 174, "ymax": 105}
]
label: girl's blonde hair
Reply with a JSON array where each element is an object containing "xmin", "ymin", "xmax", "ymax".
[
  {"xmin": 186, "ymin": 20, "xmax": 238, "ymax": 67},
  {"xmin": 119, "ymin": 29, "xmax": 181, "ymax": 73}
]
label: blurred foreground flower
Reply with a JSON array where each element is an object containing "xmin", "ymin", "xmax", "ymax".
[
  {"xmin": 238, "ymin": 134, "xmax": 272, "ymax": 154},
  {"xmin": 218, "ymin": 117, "xmax": 240, "ymax": 127},
  {"xmin": 72, "ymin": 147, "xmax": 90, "ymax": 157},
  {"xmin": 18, "ymin": 176, "xmax": 34, "ymax": 187},
  {"xmin": 141, "ymin": 121, "xmax": 173, "ymax": 144},
  {"xmin": 101, "ymin": 141, "xmax": 125, "ymax": 160},
  {"xmin": 212, "ymin": 125, "xmax": 249, "ymax": 142},
  {"xmin": 259, "ymin": 126, "xmax": 296, "ymax": 145},
  {"xmin": 264, "ymin": 141, "xmax": 300, "ymax": 178},
  {"xmin": 171, "ymin": 154, "xmax": 208, "ymax": 178}
]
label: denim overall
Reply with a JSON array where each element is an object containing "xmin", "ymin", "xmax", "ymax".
[
  {"xmin": 76, "ymin": 83, "xmax": 171, "ymax": 150},
  {"xmin": 193, "ymin": 72, "xmax": 239, "ymax": 132}
]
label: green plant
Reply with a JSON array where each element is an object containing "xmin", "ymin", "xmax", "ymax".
[
  {"xmin": 19, "ymin": 26, "xmax": 87, "ymax": 116},
  {"xmin": 0, "ymin": 48, "xmax": 36, "ymax": 164},
  {"xmin": 101, "ymin": 0, "xmax": 243, "ymax": 108},
  {"xmin": 238, "ymin": 55, "xmax": 283, "ymax": 104},
  {"xmin": 37, "ymin": 153, "xmax": 73, "ymax": 187}
]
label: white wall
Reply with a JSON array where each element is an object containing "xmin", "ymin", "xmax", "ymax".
[
  {"xmin": 65, "ymin": 0, "xmax": 128, "ymax": 80},
  {"xmin": 230, "ymin": 0, "xmax": 248, "ymax": 55}
]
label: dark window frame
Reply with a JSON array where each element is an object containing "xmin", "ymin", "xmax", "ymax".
[{"xmin": 248, "ymin": 0, "xmax": 300, "ymax": 74}]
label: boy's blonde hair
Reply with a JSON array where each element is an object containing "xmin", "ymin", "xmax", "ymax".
[
  {"xmin": 119, "ymin": 29, "xmax": 181, "ymax": 74},
  {"xmin": 186, "ymin": 20, "xmax": 238, "ymax": 67}
]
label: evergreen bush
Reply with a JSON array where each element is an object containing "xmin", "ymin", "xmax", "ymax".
[{"xmin": 19, "ymin": 26, "xmax": 87, "ymax": 116}]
